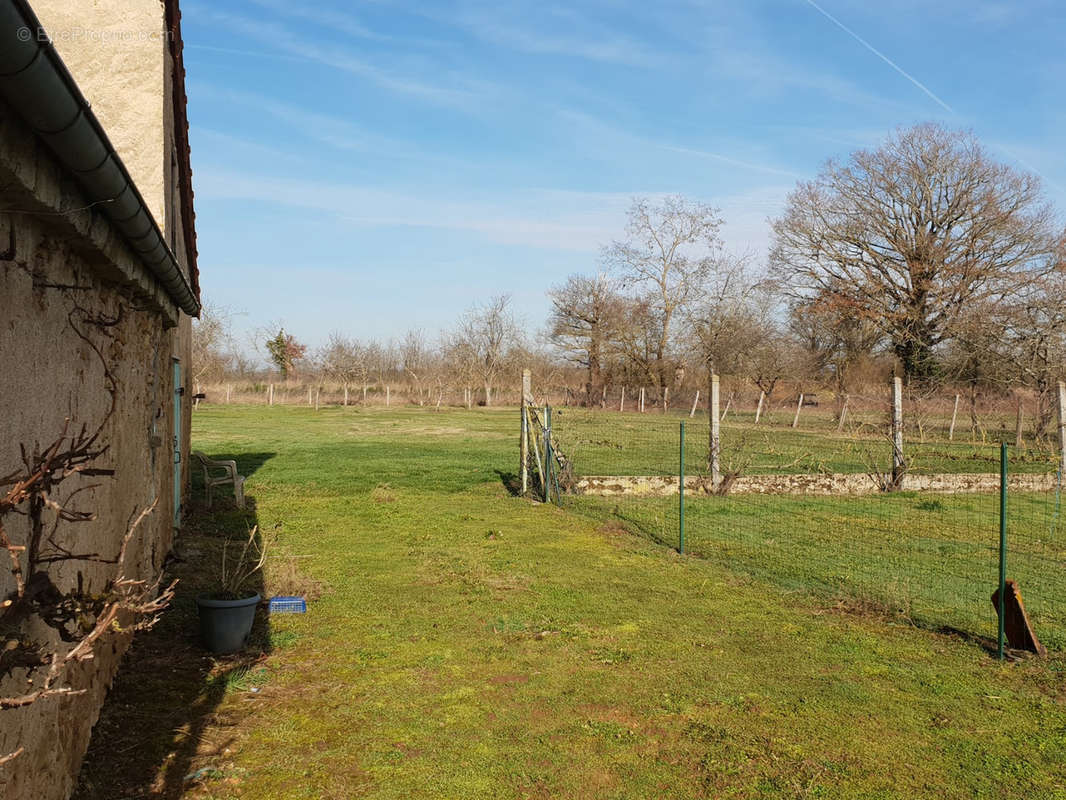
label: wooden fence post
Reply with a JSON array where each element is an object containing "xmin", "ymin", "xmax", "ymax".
[
  {"xmin": 663, "ymin": 386, "xmax": 669, "ymax": 412},
  {"xmin": 689, "ymin": 390, "xmax": 700, "ymax": 418},
  {"xmin": 754, "ymin": 390, "xmax": 765, "ymax": 424},
  {"xmin": 386, "ymin": 386, "xmax": 391, "ymax": 407},
  {"xmin": 949, "ymin": 393, "xmax": 959, "ymax": 441},
  {"xmin": 709, "ymin": 374, "xmax": 721, "ymax": 488},
  {"xmin": 792, "ymin": 394, "xmax": 804, "ymax": 429},
  {"xmin": 268, "ymin": 384, "xmax": 274, "ymax": 406},
  {"xmin": 315, "ymin": 388, "xmax": 320, "ymax": 411},
  {"xmin": 892, "ymin": 377, "xmax": 905, "ymax": 488},
  {"xmin": 343, "ymin": 386, "xmax": 349, "ymax": 406},
  {"xmin": 721, "ymin": 394, "xmax": 732, "ymax": 421},
  {"xmin": 226, "ymin": 385, "xmax": 231, "ymax": 404},
  {"xmin": 619, "ymin": 386, "xmax": 625, "ymax": 412},
  {"xmin": 639, "ymin": 387, "xmax": 645, "ymax": 413}
]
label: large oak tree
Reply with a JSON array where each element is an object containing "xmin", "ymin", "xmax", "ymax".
[{"xmin": 770, "ymin": 124, "xmax": 1060, "ymax": 382}]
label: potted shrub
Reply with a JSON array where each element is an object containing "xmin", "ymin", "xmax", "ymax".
[{"xmin": 196, "ymin": 526, "xmax": 268, "ymax": 654}]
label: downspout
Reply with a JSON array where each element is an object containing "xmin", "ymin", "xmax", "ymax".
[{"xmin": 0, "ymin": 0, "xmax": 200, "ymax": 317}]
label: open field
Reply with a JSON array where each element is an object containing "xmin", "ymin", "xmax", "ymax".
[
  {"xmin": 79, "ymin": 406, "xmax": 1066, "ymax": 798},
  {"xmin": 552, "ymin": 408, "xmax": 1061, "ymax": 477}
]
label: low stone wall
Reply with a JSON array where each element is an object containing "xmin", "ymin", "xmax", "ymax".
[{"xmin": 575, "ymin": 473, "xmax": 1058, "ymax": 497}]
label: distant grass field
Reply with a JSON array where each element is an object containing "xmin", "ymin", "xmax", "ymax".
[
  {"xmin": 107, "ymin": 404, "xmax": 1066, "ymax": 799},
  {"xmin": 551, "ymin": 408, "xmax": 1061, "ymax": 476}
]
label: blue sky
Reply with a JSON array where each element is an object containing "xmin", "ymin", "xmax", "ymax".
[{"xmin": 181, "ymin": 0, "xmax": 1066, "ymax": 351}]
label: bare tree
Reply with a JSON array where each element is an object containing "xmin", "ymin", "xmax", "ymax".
[
  {"xmin": 449, "ymin": 295, "xmax": 522, "ymax": 407},
  {"xmin": 1004, "ymin": 264, "xmax": 1066, "ymax": 438},
  {"xmin": 686, "ymin": 257, "xmax": 765, "ymax": 377},
  {"xmin": 367, "ymin": 340, "xmax": 396, "ymax": 394},
  {"xmin": 317, "ymin": 333, "xmax": 368, "ymax": 401},
  {"xmin": 771, "ymin": 124, "xmax": 1061, "ymax": 382},
  {"xmin": 788, "ymin": 284, "xmax": 883, "ymax": 417},
  {"xmin": 548, "ymin": 274, "xmax": 624, "ymax": 406},
  {"xmin": 604, "ymin": 196, "xmax": 724, "ymax": 405},
  {"xmin": 400, "ymin": 330, "xmax": 430, "ymax": 406},
  {"xmin": 190, "ymin": 298, "xmax": 234, "ymax": 386}
]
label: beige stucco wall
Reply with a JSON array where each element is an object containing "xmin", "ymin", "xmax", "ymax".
[
  {"xmin": 0, "ymin": 217, "xmax": 178, "ymax": 799},
  {"xmin": 32, "ymin": 0, "xmax": 168, "ymax": 232},
  {"xmin": 0, "ymin": 0, "xmax": 195, "ymax": 788}
]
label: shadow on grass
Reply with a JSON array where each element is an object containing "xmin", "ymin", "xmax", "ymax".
[
  {"xmin": 494, "ymin": 468, "xmax": 521, "ymax": 496},
  {"xmin": 935, "ymin": 626, "xmax": 1001, "ymax": 658},
  {"xmin": 73, "ymin": 472, "xmax": 273, "ymax": 799}
]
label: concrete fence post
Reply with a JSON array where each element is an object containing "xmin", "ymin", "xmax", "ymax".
[
  {"xmin": 663, "ymin": 386, "xmax": 669, "ymax": 412},
  {"xmin": 792, "ymin": 394, "xmax": 804, "ymax": 429},
  {"xmin": 386, "ymin": 385, "xmax": 391, "ymax": 407},
  {"xmin": 268, "ymin": 384, "xmax": 274, "ymax": 406},
  {"xmin": 709, "ymin": 374, "xmax": 721, "ymax": 489},
  {"xmin": 1015, "ymin": 395, "xmax": 1024, "ymax": 448},
  {"xmin": 619, "ymin": 386, "xmax": 625, "ymax": 412},
  {"xmin": 226, "ymin": 385, "xmax": 231, "ymax": 404},
  {"xmin": 949, "ymin": 393, "xmax": 960, "ymax": 441},
  {"xmin": 754, "ymin": 390, "xmax": 765, "ymax": 424},
  {"xmin": 892, "ymin": 377, "xmax": 905, "ymax": 487},
  {"xmin": 520, "ymin": 369, "xmax": 531, "ymax": 495},
  {"xmin": 639, "ymin": 387, "xmax": 645, "ymax": 413},
  {"xmin": 1057, "ymin": 381, "xmax": 1066, "ymax": 477},
  {"xmin": 689, "ymin": 389, "xmax": 700, "ymax": 418},
  {"xmin": 836, "ymin": 393, "xmax": 849, "ymax": 432}
]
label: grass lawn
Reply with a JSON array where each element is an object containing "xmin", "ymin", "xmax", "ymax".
[
  {"xmin": 77, "ymin": 406, "xmax": 1066, "ymax": 799},
  {"xmin": 569, "ymin": 489, "xmax": 1066, "ymax": 650}
]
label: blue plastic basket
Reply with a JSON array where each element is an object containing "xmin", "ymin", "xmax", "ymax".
[{"xmin": 268, "ymin": 596, "xmax": 307, "ymax": 614}]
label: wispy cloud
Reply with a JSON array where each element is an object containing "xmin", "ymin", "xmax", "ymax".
[
  {"xmin": 245, "ymin": 0, "xmax": 453, "ymax": 49},
  {"xmin": 195, "ymin": 168, "xmax": 618, "ymax": 252},
  {"xmin": 660, "ymin": 145, "xmax": 802, "ymax": 179},
  {"xmin": 185, "ymin": 43, "xmax": 314, "ymax": 64},
  {"xmin": 554, "ymin": 107, "xmax": 802, "ymax": 181},
  {"xmin": 196, "ymin": 165, "xmax": 787, "ymax": 257},
  {"xmin": 192, "ymin": 84, "xmax": 391, "ymax": 153},
  {"xmin": 801, "ymin": 0, "xmax": 955, "ymax": 114},
  {"xmin": 189, "ymin": 5, "xmax": 486, "ymax": 107},
  {"xmin": 447, "ymin": 3, "xmax": 667, "ymax": 68}
]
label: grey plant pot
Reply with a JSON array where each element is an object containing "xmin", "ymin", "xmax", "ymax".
[{"xmin": 195, "ymin": 593, "xmax": 260, "ymax": 654}]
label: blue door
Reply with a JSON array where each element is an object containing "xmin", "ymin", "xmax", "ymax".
[{"xmin": 173, "ymin": 358, "xmax": 183, "ymax": 527}]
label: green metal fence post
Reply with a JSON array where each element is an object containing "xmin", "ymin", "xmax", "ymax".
[
  {"xmin": 679, "ymin": 420, "xmax": 685, "ymax": 554},
  {"xmin": 998, "ymin": 441, "xmax": 1008, "ymax": 661}
]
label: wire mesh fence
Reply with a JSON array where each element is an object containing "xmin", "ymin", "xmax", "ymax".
[{"xmin": 546, "ymin": 394, "xmax": 1066, "ymax": 653}]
